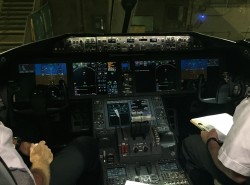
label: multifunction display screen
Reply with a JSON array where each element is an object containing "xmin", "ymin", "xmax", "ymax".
[
  {"xmin": 134, "ymin": 60, "xmax": 177, "ymax": 92},
  {"xmin": 107, "ymin": 99, "xmax": 152, "ymax": 127}
]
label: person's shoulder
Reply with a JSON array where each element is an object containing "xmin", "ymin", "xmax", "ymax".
[{"xmin": 10, "ymin": 168, "xmax": 36, "ymax": 185}]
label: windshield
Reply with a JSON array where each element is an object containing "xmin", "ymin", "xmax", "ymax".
[{"xmin": 0, "ymin": 0, "xmax": 249, "ymax": 53}]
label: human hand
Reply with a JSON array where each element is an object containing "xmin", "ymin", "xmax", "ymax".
[
  {"xmin": 19, "ymin": 141, "xmax": 32, "ymax": 156},
  {"xmin": 200, "ymin": 129, "xmax": 218, "ymax": 144},
  {"xmin": 30, "ymin": 141, "xmax": 53, "ymax": 185},
  {"xmin": 30, "ymin": 141, "xmax": 53, "ymax": 168}
]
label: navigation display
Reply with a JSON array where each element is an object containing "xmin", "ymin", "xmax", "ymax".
[
  {"xmin": 72, "ymin": 61, "xmax": 119, "ymax": 96},
  {"xmin": 134, "ymin": 60, "xmax": 177, "ymax": 92},
  {"xmin": 72, "ymin": 62, "xmax": 97, "ymax": 95}
]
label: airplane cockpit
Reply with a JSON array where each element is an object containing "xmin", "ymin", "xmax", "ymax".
[{"xmin": 0, "ymin": 31, "xmax": 250, "ymax": 185}]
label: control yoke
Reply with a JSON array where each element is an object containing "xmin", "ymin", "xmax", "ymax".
[
  {"xmin": 12, "ymin": 80, "xmax": 69, "ymax": 114},
  {"xmin": 198, "ymin": 74, "xmax": 229, "ymax": 104},
  {"xmin": 198, "ymin": 74, "xmax": 246, "ymax": 104}
]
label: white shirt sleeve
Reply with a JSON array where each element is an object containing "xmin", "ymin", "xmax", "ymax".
[
  {"xmin": 218, "ymin": 98, "xmax": 250, "ymax": 176},
  {"xmin": 0, "ymin": 124, "xmax": 36, "ymax": 185}
]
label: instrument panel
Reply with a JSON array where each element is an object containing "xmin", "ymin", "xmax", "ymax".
[
  {"xmin": 13, "ymin": 58, "xmax": 221, "ymax": 102},
  {"xmin": 3, "ymin": 33, "xmax": 249, "ymax": 185}
]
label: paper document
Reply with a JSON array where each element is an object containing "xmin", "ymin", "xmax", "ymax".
[
  {"xmin": 125, "ymin": 181, "xmax": 149, "ymax": 185},
  {"xmin": 190, "ymin": 113, "xmax": 233, "ymax": 142}
]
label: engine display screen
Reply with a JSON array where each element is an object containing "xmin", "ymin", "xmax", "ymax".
[{"xmin": 72, "ymin": 60, "xmax": 177, "ymax": 97}]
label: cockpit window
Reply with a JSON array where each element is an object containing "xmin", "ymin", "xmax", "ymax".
[{"xmin": 0, "ymin": 0, "xmax": 249, "ymax": 53}]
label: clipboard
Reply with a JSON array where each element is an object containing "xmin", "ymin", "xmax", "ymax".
[{"xmin": 190, "ymin": 113, "xmax": 233, "ymax": 142}]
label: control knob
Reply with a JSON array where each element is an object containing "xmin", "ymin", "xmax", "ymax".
[{"xmin": 133, "ymin": 147, "xmax": 139, "ymax": 153}]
